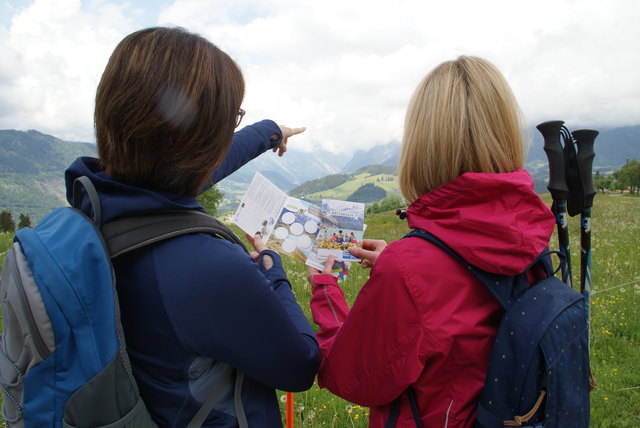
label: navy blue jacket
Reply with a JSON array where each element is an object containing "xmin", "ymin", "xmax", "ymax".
[{"xmin": 65, "ymin": 120, "xmax": 320, "ymax": 427}]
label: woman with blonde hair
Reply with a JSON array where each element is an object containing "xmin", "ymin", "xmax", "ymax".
[{"xmin": 308, "ymin": 56, "xmax": 555, "ymax": 427}]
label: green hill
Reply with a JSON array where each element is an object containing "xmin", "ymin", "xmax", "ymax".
[
  {"xmin": 0, "ymin": 130, "xmax": 96, "ymax": 222},
  {"xmin": 289, "ymin": 165, "xmax": 399, "ymax": 204}
]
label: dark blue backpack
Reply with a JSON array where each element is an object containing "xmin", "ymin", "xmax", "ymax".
[{"xmin": 404, "ymin": 228, "xmax": 590, "ymax": 428}]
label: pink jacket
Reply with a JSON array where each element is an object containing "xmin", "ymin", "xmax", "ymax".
[{"xmin": 310, "ymin": 169, "xmax": 555, "ymax": 428}]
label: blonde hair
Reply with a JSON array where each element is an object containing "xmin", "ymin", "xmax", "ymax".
[{"xmin": 398, "ymin": 56, "xmax": 526, "ymax": 203}]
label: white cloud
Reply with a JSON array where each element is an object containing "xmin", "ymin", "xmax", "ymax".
[
  {"xmin": 0, "ymin": 0, "xmax": 145, "ymax": 141},
  {"xmin": 1, "ymin": 0, "xmax": 639, "ymax": 154}
]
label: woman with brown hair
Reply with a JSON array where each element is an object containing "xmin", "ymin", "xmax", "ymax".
[
  {"xmin": 66, "ymin": 27, "xmax": 318, "ymax": 427},
  {"xmin": 308, "ymin": 56, "xmax": 555, "ymax": 427}
]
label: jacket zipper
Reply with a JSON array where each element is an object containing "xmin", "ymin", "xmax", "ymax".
[
  {"xmin": 9, "ymin": 249, "xmax": 51, "ymax": 360},
  {"xmin": 323, "ymin": 287, "xmax": 341, "ymax": 322}
]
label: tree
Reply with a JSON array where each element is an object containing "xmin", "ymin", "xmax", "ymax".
[
  {"xmin": 367, "ymin": 202, "xmax": 380, "ymax": 214},
  {"xmin": 0, "ymin": 210, "xmax": 16, "ymax": 233},
  {"xmin": 18, "ymin": 213, "xmax": 32, "ymax": 229},
  {"xmin": 367, "ymin": 194, "xmax": 407, "ymax": 214},
  {"xmin": 593, "ymin": 171, "xmax": 613, "ymax": 194},
  {"xmin": 197, "ymin": 185, "xmax": 225, "ymax": 216},
  {"xmin": 348, "ymin": 183, "xmax": 387, "ymax": 203},
  {"xmin": 378, "ymin": 194, "xmax": 406, "ymax": 212},
  {"xmin": 612, "ymin": 159, "xmax": 640, "ymax": 194}
]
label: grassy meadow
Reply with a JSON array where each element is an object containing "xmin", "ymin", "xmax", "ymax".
[
  {"xmin": 303, "ymin": 171, "xmax": 401, "ymax": 202},
  {"xmin": 0, "ymin": 194, "xmax": 638, "ymax": 426}
]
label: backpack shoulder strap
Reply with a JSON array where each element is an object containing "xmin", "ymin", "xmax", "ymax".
[
  {"xmin": 73, "ymin": 175, "xmax": 247, "ymax": 256},
  {"xmin": 101, "ymin": 209, "xmax": 249, "ymax": 257},
  {"xmin": 383, "ymin": 387, "xmax": 424, "ymax": 428},
  {"xmin": 73, "ymin": 176, "xmax": 250, "ymax": 426},
  {"xmin": 403, "ymin": 228, "xmax": 532, "ymax": 309}
]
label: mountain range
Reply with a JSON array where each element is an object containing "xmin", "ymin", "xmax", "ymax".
[
  {"xmin": 0, "ymin": 130, "xmax": 96, "ymax": 221},
  {"xmin": 1, "ymin": 124, "xmax": 638, "ymax": 222}
]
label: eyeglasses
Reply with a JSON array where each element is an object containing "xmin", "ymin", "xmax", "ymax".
[{"xmin": 236, "ymin": 108, "xmax": 246, "ymax": 127}]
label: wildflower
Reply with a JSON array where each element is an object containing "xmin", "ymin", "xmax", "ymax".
[
  {"xmin": 280, "ymin": 394, "xmax": 286, "ymax": 403},
  {"xmin": 345, "ymin": 404, "xmax": 353, "ymax": 413}
]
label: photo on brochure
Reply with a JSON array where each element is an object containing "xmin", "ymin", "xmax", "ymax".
[
  {"xmin": 268, "ymin": 197, "xmax": 321, "ymax": 263},
  {"xmin": 316, "ymin": 199, "xmax": 365, "ymax": 262}
]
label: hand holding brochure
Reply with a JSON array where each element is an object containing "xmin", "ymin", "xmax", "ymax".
[
  {"xmin": 232, "ymin": 173, "xmax": 365, "ymax": 277},
  {"xmin": 232, "ymin": 173, "xmax": 319, "ymax": 263}
]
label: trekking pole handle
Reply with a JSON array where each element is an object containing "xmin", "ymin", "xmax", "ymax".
[
  {"xmin": 537, "ymin": 120, "xmax": 569, "ymax": 199},
  {"xmin": 572, "ymin": 129, "xmax": 599, "ymax": 208}
]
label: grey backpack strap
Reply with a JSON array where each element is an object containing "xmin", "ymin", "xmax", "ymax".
[
  {"xmin": 234, "ymin": 371, "xmax": 249, "ymax": 428},
  {"xmin": 73, "ymin": 176, "xmax": 101, "ymax": 225},
  {"xmin": 184, "ymin": 370, "xmax": 248, "ymax": 428},
  {"xmin": 101, "ymin": 210, "xmax": 250, "ymax": 427},
  {"xmin": 184, "ymin": 367, "xmax": 233, "ymax": 428},
  {"xmin": 101, "ymin": 209, "xmax": 249, "ymax": 257}
]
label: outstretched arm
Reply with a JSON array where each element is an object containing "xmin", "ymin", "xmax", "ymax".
[{"xmin": 206, "ymin": 120, "xmax": 306, "ymax": 187}]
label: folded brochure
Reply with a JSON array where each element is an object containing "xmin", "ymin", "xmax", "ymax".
[{"xmin": 232, "ymin": 173, "xmax": 365, "ymax": 277}]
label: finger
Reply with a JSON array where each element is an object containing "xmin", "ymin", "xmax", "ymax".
[
  {"xmin": 289, "ymin": 126, "xmax": 306, "ymax": 136},
  {"xmin": 246, "ymin": 232, "xmax": 268, "ymax": 253},
  {"xmin": 360, "ymin": 239, "xmax": 387, "ymax": 251},
  {"xmin": 359, "ymin": 239, "xmax": 378, "ymax": 250},
  {"xmin": 280, "ymin": 125, "xmax": 306, "ymax": 139},
  {"xmin": 245, "ymin": 232, "xmax": 254, "ymax": 246},
  {"xmin": 348, "ymin": 246, "xmax": 373, "ymax": 259},
  {"xmin": 322, "ymin": 255, "xmax": 335, "ymax": 275},
  {"xmin": 250, "ymin": 251, "xmax": 259, "ymax": 262},
  {"xmin": 306, "ymin": 266, "xmax": 321, "ymax": 283}
]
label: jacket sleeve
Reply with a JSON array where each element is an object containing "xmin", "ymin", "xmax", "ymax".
[
  {"xmin": 206, "ymin": 120, "xmax": 281, "ymax": 187},
  {"xmin": 158, "ymin": 239, "xmax": 319, "ymax": 392},
  {"xmin": 310, "ymin": 247, "xmax": 427, "ymax": 406},
  {"xmin": 309, "ymin": 274, "xmax": 350, "ymax": 355}
]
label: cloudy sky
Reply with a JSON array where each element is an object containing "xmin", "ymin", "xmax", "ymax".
[{"xmin": 1, "ymin": 0, "xmax": 638, "ymax": 155}]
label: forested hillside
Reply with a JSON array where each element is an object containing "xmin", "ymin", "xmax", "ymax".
[{"xmin": 0, "ymin": 130, "xmax": 96, "ymax": 221}]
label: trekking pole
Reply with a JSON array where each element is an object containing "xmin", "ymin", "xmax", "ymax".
[
  {"xmin": 537, "ymin": 120, "xmax": 573, "ymax": 288},
  {"xmin": 572, "ymin": 128, "xmax": 599, "ymax": 389},
  {"xmin": 572, "ymin": 130, "xmax": 597, "ymax": 299},
  {"xmin": 286, "ymin": 392, "xmax": 294, "ymax": 427}
]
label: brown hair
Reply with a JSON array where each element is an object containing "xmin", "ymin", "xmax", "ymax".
[
  {"xmin": 95, "ymin": 27, "xmax": 244, "ymax": 196},
  {"xmin": 398, "ymin": 56, "xmax": 526, "ymax": 203}
]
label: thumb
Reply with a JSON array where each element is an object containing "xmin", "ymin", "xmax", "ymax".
[{"xmin": 322, "ymin": 255, "xmax": 335, "ymax": 275}]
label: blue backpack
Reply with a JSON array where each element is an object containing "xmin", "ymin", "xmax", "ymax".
[
  {"xmin": 400, "ymin": 229, "xmax": 590, "ymax": 428},
  {"xmin": 0, "ymin": 177, "xmax": 248, "ymax": 428}
]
